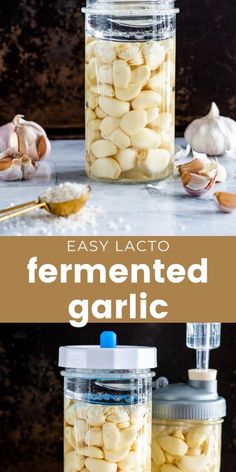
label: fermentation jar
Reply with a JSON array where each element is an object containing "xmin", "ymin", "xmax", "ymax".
[
  {"xmin": 59, "ymin": 331, "xmax": 157, "ymax": 472},
  {"xmin": 151, "ymin": 322, "xmax": 226, "ymax": 472},
  {"xmin": 82, "ymin": 1, "xmax": 179, "ymax": 183}
]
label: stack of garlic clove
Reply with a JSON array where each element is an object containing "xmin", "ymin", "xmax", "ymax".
[
  {"xmin": 64, "ymin": 399, "xmax": 151, "ymax": 472},
  {"xmin": 0, "ymin": 114, "xmax": 51, "ymax": 181},
  {"xmin": 178, "ymin": 157, "xmax": 218, "ymax": 197},
  {"xmin": 152, "ymin": 422, "xmax": 222, "ymax": 472},
  {"xmin": 85, "ymin": 36, "xmax": 175, "ymax": 182}
]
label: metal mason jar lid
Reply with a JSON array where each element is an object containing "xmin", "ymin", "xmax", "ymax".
[
  {"xmin": 82, "ymin": 0, "xmax": 179, "ymax": 16},
  {"xmin": 153, "ymin": 382, "xmax": 226, "ymax": 420}
]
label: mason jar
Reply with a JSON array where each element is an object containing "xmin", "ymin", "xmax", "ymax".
[
  {"xmin": 59, "ymin": 331, "xmax": 157, "ymax": 472},
  {"xmin": 151, "ymin": 374, "xmax": 226, "ymax": 472},
  {"xmin": 82, "ymin": 1, "xmax": 179, "ymax": 183},
  {"xmin": 152, "ymin": 419, "xmax": 223, "ymax": 472}
]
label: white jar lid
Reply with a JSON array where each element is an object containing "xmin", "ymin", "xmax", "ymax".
[{"xmin": 59, "ymin": 331, "xmax": 157, "ymax": 370}]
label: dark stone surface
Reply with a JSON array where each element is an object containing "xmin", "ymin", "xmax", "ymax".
[
  {"xmin": 0, "ymin": 323, "xmax": 235, "ymax": 471},
  {"xmin": 0, "ymin": 0, "xmax": 235, "ymax": 137}
]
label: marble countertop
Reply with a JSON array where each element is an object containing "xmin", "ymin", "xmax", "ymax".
[{"xmin": 0, "ymin": 139, "xmax": 236, "ymax": 236}]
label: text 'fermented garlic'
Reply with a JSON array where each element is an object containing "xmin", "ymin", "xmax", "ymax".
[
  {"xmin": 82, "ymin": 1, "xmax": 179, "ymax": 182},
  {"xmin": 151, "ymin": 323, "xmax": 226, "ymax": 472},
  {"xmin": 59, "ymin": 331, "xmax": 157, "ymax": 472}
]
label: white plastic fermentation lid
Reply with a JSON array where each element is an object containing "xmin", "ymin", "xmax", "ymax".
[{"xmin": 59, "ymin": 331, "xmax": 157, "ymax": 370}]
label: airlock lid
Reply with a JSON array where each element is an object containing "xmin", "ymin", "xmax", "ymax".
[
  {"xmin": 59, "ymin": 331, "xmax": 157, "ymax": 370},
  {"xmin": 153, "ymin": 381, "xmax": 226, "ymax": 420}
]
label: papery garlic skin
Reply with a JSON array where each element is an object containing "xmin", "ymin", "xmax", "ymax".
[
  {"xmin": 85, "ymin": 36, "xmax": 175, "ymax": 182},
  {"xmin": 0, "ymin": 114, "xmax": 51, "ymax": 181},
  {"xmin": 185, "ymin": 103, "xmax": 236, "ymax": 156},
  {"xmin": 152, "ymin": 420, "xmax": 222, "ymax": 472},
  {"xmin": 64, "ymin": 398, "xmax": 152, "ymax": 472}
]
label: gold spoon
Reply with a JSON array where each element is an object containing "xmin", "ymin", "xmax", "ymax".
[{"xmin": 0, "ymin": 186, "xmax": 91, "ymax": 222}]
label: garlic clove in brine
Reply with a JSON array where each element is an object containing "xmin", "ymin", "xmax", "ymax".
[
  {"xmin": 214, "ymin": 191, "xmax": 236, "ymax": 213},
  {"xmin": 184, "ymin": 102, "xmax": 236, "ymax": 156}
]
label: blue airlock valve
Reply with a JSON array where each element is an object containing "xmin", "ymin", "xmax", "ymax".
[{"xmin": 100, "ymin": 331, "xmax": 117, "ymax": 348}]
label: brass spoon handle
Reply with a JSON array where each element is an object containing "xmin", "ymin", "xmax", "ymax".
[{"xmin": 0, "ymin": 200, "xmax": 46, "ymax": 222}]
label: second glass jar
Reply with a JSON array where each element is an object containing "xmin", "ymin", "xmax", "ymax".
[{"xmin": 83, "ymin": 1, "xmax": 179, "ymax": 183}]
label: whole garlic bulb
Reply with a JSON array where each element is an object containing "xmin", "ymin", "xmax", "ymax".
[
  {"xmin": 184, "ymin": 102, "xmax": 236, "ymax": 156},
  {"xmin": 0, "ymin": 114, "xmax": 51, "ymax": 181}
]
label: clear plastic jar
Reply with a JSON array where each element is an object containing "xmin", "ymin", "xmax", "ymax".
[
  {"xmin": 63, "ymin": 369, "xmax": 153, "ymax": 472},
  {"xmin": 152, "ymin": 419, "xmax": 223, "ymax": 472},
  {"xmin": 82, "ymin": 1, "xmax": 179, "ymax": 183}
]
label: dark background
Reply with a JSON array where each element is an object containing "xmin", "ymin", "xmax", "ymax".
[
  {"xmin": 0, "ymin": 0, "xmax": 235, "ymax": 138},
  {"xmin": 0, "ymin": 323, "xmax": 235, "ymax": 472}
]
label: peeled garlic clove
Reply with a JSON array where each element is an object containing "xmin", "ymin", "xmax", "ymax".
[
  {"xmin": 91, "ymin": 139, "xmax": 117, "ymax": 158},
  {"xmin": 185, "ymin": 427, "xmax": 210, "ymax": 449},
  {"xmin": 157, "ymin": 436, "xmax": 188, "ymax": 457},
  {"xmin": 104, "ymin": 445, "xmax": 130, "ymax": 463},
  {"xmin": 150, "ymin": 112, "xmax": 172, "ymax": 130},
  {"xmin": 160, "ymin": 465, "xmax": 180, "ymax": 472},
  {"xmin": 143, "ymin": 42, "xmax": 165, "ymax": 70},
  {"xmin": 120, "ymin": 110, "xmax": 147, "ymax": 136},
  {"xmin": 152, "ymin": 439, "xmax": 166, "ymax": 467},
  {"xmin": 77, "ymin": 446, "xmax": 104, "ymax": 459},
  {"xmin": 86, "ymin": 405, "xmax": 106, "ymax": 426},
  {"xmin": 132, "ymin": 91, "xmax": 162, "ymax": 110},
  {"xmin": 103, "ymin": 422, "xmax": 120, "ymax": 450},
  {"xmin": 131, "ymin": 65, "xmax": 151, "ymax": 84},
  {"xmin": 106, "ymin": 408, "xmax": 130, "ymax": 425},
  {"xmin": 65, "ymin": 404, "xmax": 77, "ymax": 425},
  {"xmin": 131, "ymin": 129, "xmax": 161, "ymax": 149},
  {"xmin": 85, "ymin": 427, "xmax": 103, "ymax": 447},
  {"xmin": 100, "ymin": 117, "xmax": 120, "ymax": 138},
  {"xmin": 178, "ymin": 158, "xmax": 206, "ymax": 176},
  {"xmin": 185, "ymin": 102, "xmax": 236, "ymax": 156},
  {"xmin": 65, "ymin": 451, "xmax": 85, "ymax": 472},
  {"xmin": 117, "ymin": 44, "xmax": 144, "ymax": 66},
  {"xmin": 95, "ymin": 107, "xmax": 106, "ymax": 119},
  {"xmin": 98, "ymin": 64, "xmax": 113, "ymax": 84},
  {"xmin": 108, "ymin": 128, "xmax": 131, "ymax": 149},
  {"xmin": 95, "ymin": 41, "xmax": 116, "ymax": 64},
  {"xmin": 65, "ymin": 426, "xmax": 76, "ymax": 448},
  {"xmin": 214, "ymin": 191, "xmax": 236, "ymax": 213},
  {"xmin": 115, "ymin": 148, "xmax": 137, "ymax": 171},
  {"xmin": 178, "ymin": 455, "xmax": 209, "ymax": 472},
  {"xmin": 85, "ymin": 458, "xmax": 117, "ymax": 472},
  {"xmin": 118, "ymin": 451, "xmax": 142, "ymax": 470},
  {"xmin": 98, "ymin": 96, "xmax": 130, "ymax": 118},
  {"xmin": 146, "ymin": 107, "xmax": 159, "ymax": 125},
  {"xmin": 91, "ymin": 157, "xmax": 121, "ymax": 180},
  {"xmin": 119, "ymin": 426, "xmax": 137, "ymax": 447},
  {"xmin": 75, "ymin": 419, "xmax": 89, "ymax": 444},
  {"xmin": 86, "ymin": 41, "xmax": 98, "ymax": 62},
  {"xmin": 87, "ymin": 91, "xmax": 99, "ymax": 110},
  {"xmin": 87, "ymin": 109, "xmax": 97, "ymax": 122},
  {"xmin": 115, "ymin": 83, "xmax": 142, "ymax": 101},
  {"xmin": 181, "ymin": 171, "xmax": 215, "ymax": 197},
  {"xmin": 113, "ymin": 60, "xmax": 131, "ymax": 88},
  {"xmin": 88, "ymin": 119, "xmax": 102, "ymax": 131},
  {"xmin": 139, "ymin": 149, "xmax": 170, "ymax": 175},
  {"xmin": 91, "ymin": 84, "xmax": 114, "ymax": 97}
]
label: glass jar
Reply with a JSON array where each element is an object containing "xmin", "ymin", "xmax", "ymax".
[
  {"xmin": 82, "ymin": 1, "xmax": 179, "ymax": 183},
  {"xmin": 59, "ymin": 332, "xmax": 157, "ymax": 472},
  {"xmin": 152, "ymin": 419, "xmax": 223, "ymax": 472}
]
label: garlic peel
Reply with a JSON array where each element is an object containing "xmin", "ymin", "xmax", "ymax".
[
  {"xmin": 185, "ymin": 102, "xmax": 236, "ymax": 156},
  {"xmin": 181, "ymin": 170, "xmax": 216, "ymax": 197},
  {"xmin": 214, "ymin": 191, "xmax": 236, "ymax": 213}
]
